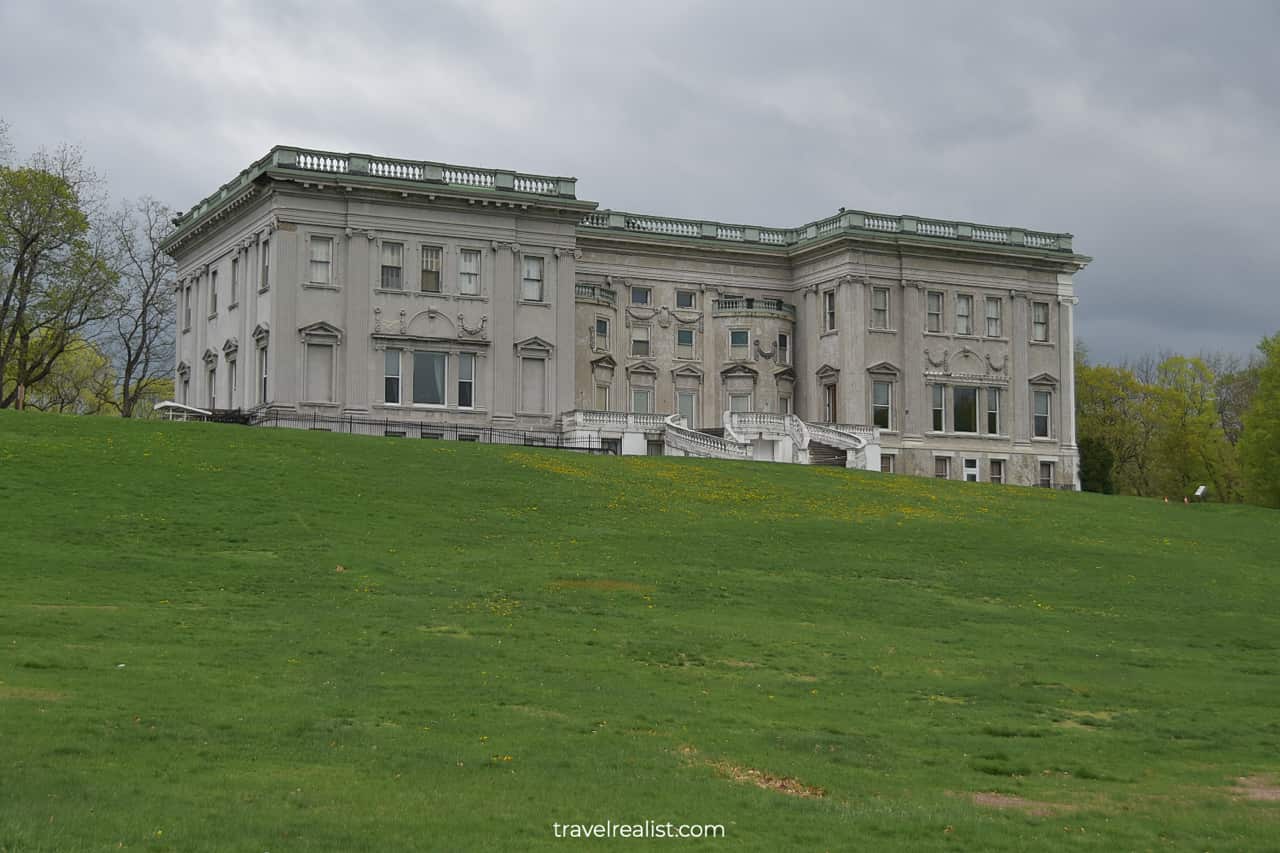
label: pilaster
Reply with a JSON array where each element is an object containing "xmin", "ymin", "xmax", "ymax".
[{"xmin": 1011, "ymin": 291, "xmax": 1030, "ymax": 446}]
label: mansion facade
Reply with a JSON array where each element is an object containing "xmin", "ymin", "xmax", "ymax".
[{"xmin": 163, "ymin": 146, "xmax": 1090, "ymax": 487}]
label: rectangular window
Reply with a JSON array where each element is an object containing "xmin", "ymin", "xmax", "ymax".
[
  {"xmin": 420, "ymin": 246, "xmax": 442, "ymax": 293},
  {"xmin": 1039, "ymin": 461, "xmax": 1054, "ymax": 488},
  {"xmin": 926, "ymin": 291, "xmax": 943, "ymax": 333},
  {"xmin": 729, "ymin": 393, "xmax": 751, "ymax": 413},
  {"xmin": 457, "ymin": 353, "xmax": 475, "ymax": 409},
  {"xmin": 872, "ymin": 380, "xmax": 892, "ymax": 429},
  {"xmin": 871, "ymin": 287, "xmax": 890, "ymax": 329},
  {"xmin": 985, "ymin": 296, "xmax": 1002, "ymax": 337},
  {"xmin": 209, "ymin": 270, "xmax": 218, "ymax": 315},
  {"xmin": 931, "ymin": 384, "xmax": 945, "ymax": 431},
  {"xmin": 677, "ymin": 390, "xmax": 696, "ymax": 427},
  {"xmin": 384, "ymin": 350, "xmax": 401, "ymax": 404},
  {"xmin": 413, "ymin": 351, "xmax": 447, "ymax": 406},
  {"xmin": 823, "ymin": 290, "xmax": 836, "ymax": 332},
  {"xmin": 880, "ymin": 454, "xmax": 895, "ymax": 474},
  {"xmin": 823, "ymin": 384, "xmax": 837, "ymax": 423},
  {"xmin": 676, "ymin": 327, "xmax": 695, "ymax": 359},
  {"xmin": 521, "ymin": 358, "xmax": 546, "ymax": 413},
  {"xmin": 990, "ymin": 459, "xmax": 1005, "ymax": 485},
  {"xmin": 594, "ymin": 383, "xmax": 610, "ymax": 411},
  {"xmin": 309, "ymin": 236, "xmax": 333, "ymax": 285},
  {"xmin": 305, "ymin": 343, "xmax": 334, "ymax": 402},
  {"xmin": 963, "ymin": 458, "xmax": 980, "ymax": 482},
  {"xmin": 260, "ymin": 239, "xmax": 270, "ymax": 290},
  {"xmin": 521, "ymin": 256, "xmax": 544, "ymax": 302},
  {"xmin": 258, "ymin": 345, "xmax": 268, "ymax": 404},
  {"xmin": 934, "ymin": 457, "xmax": 951, "ymax": 479},
  {"xmin": 381, "ymin": 242, "xmax": 404, "ymax": 290},
  {"xmin": 228, "ymin": 360, "xmax": 237, "ymax": 404},
  {"xmin": 955, "ymin": 294, "xmax": 973, "ymax": 336},
  {"xmin": 631, "ymin": 286, "xmax": 651, "ymax": 306},
  {"xmin": 954, "ymin": 386, "xmax": 978, "ymax": 433},
  {"xmin": 631, "ymin": 387, "xmax": 652, "ymax": 413},
  {"xmin": 207, "ymin": 366, "xmax": 217, "ymax": 409},
  {"xmin": 1033, "ymin": 389, "xmax": 1052, "ymax": 437},
  {"xmin": 777, "ymin": 332, "xmax": 790, "ymax": 365},
  {"xmin": 986, "ymin": 388, "xmax": 1001, "ymax": 434},
  {"xmin": 183, "ymin": 285, "xmax": 192, "ymax": 329},
  {"xmin": 182, "ymin": 378, "xmax": 189, "ymax": 405},
  {"xmin": 459, "ymin": 249, "xmax": 481, "ymax": 295},
  {"xmin": 647, "ymin": 439, "xmax": 665, "ymax": 457},
  {"xmin": 730, "ymin": 329, "xmax": 749, "ymax": 359},
  {"xmin": 631, "ymin": 326, "xmax": 650, "ymax": 357},
  {"xmin": 1032, "ymin": 301, "xmax": 1050, "ymax": 342},
  {"xmin": 779, "ymin": 395, "xmax": 791, "ymax": 415},
  {"xmin": 595, "ymin": 317, "xmax": 610, "ymax": 350},
  {"xmin": 230, "ymin": 258, "xmax": 239, "ymax": 304},
  {"xmin": 675, "ymin": 290, "xmax": 696, "ymax": 309}
]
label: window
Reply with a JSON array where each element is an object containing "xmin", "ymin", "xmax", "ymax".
[
  {"xmin": 1039, "ymin": 461, "xmax": 1054, "ymax": 488},
  {"xmin": 985, "ymin": 296, "xmax": 1002, "ymax": 337},
  {"xmin": 305, "ymin": 343, "xmax": 334, "ymax": 402},
  {"xmin": 931, "ymin": 384, "xmax": 945, "ymax": 432},
  {"xmin": 677, "ymin": 390, "xmax": 697, "ymax": 427},
  {"xmin": 230, "ymin": 258, "xmax": 239, "ymax": 305},
  {"xmin": 228, "ymin": 359, "xmax": 237, "ymax": 404},
  {"xmin": 521, "ymin": 256, "xmax": 544, "ymax": 302},
  {"xmin": 676, "ymin": 327, "xmax": 695, "ymax": 359},
  {"xmin": 521, "ymin": 358, "xmax": 546, "ymax": 413},
  {"xmin": 675, "ymin": 290, "xmax": 696, "ymax": 309},
  {"xmin": 209, "ymin": 270, "xmax": 218, "ymax": 315},
  {"xmin": 926, "ymin": 291, "xmax": 943, "ymax": 333},
  {"xmin": 880, "ymin": 454, "xmax": 895, "ymax": 474},
  {"xmin": 823, "ymin": 384, "xmax": 837, "ymax": 423},
  {"xmin": 963, "ymin": 458, "xmax": 979, "ymax": 482},
  {"xmin": 1033, "ymin": 390, "xmax": 1052, "ymax": 437},
  {"xmin": 631, "ymin": 326, "xmax": 650, "ymax": 357},
  {"xmin": 384, "ymin": 350, "xmax": 401, "ymax": 404},
  {"xmin": 955, "ymin": 294, "xmax": 973, "ymax": 336},
  {"xmin": 594, "ymin": 317, "xmax": 610, "ymax": 350},
  {"xmin": 730, "ymin": 329, "xmax": 749, "ymax": 359},
  {"xmin": 594, "ymin": 383, "xmax": 610, "ymax": 410},
  {"xmin": 872, "ymin": 380, "xmax": 892, "ymax": 429},
  {"xmin": 990, "ymin": 459, "xmax": 1005, "ymax": 485},
  {"xmin": 309, "ymin": 236, "xmax": 333, "ymax": 285},
  {"xmin": 871, "ymin": 287, "xmax": 890, "ymax": 329},
  {"xmin": 181, "ymin": 378, "xmax": 189, "ymax": 404},
  {"xmin": 1032, "ymin": 301, "xmax": 1050, "ymax": 342},
  {"xmin": 413, "ymin": 351, "xmax": 447, "ymax": 406},
  {"xmin": 729, "ymin": 393, "xmax": 751, "ymax": 413},
  {"xmin": 183, "ymin": 285, "xmax": 192, "ymax": 330},
  {"xmin": 631, "ymin": 286, "xmax": 651, "ymax": 306},
  {"xmin": 823, "ymin": 290, "xmax": 836, "ymax": 332},
  {"xmin": 631, "ymin": 387, "xmax": 652, "ymax": 413},
  {"xmin": 457, "ymin": 353, "xmax": 475, "ymax": 409},
  {"xmin": 420, "ymin": 246, "xmax": 442, "ymax": 293},
  {"xmin": 260, "ymin": 239, "xmax": 270, "ymax": 290},
  {"xmin": 381, "ymin": 242, "xmax": 404, "ymax": 290},
  {"xmin": 779, "ymin": 395, "xmax": 791, "ymax": 415},
  {"xmin": 207, "ymin": 366, "xmax": 217, "ymax": 409},
  {"xmin": 258, "ymin": 345, "xmax": 269, "ymax": 404},
  {"xmin": 934, "ymin": 457, "xmax": 951, "ymax": 479},
  {"xmin": 954, "ymin": 386, "xmax": 978, "ymax": 433},
  {"xmin": 777, "ymin": 332, "xmax": 790, "ymax": 365},
  {"xmin": 647, "ymin": 439, "xmax": 665, "ymax": 457},
  {"xmin": 986, "ymin": 388, "xmax": 1001, "ymax": 434},
  {"xmin": 459, "ymin": 249, "xmax": 481, "ymax": 295}
]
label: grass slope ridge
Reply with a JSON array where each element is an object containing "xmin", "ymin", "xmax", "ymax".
[{"xmin": 1, "ymin": 411, "xmax": 1278, "ymax": 851}]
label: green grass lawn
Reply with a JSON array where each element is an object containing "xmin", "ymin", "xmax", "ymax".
[{"xmin": 2, "ymin": 411, "xmax": 1279, "ymax": 851}]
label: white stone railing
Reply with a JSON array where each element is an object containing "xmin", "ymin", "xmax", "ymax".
[
  {"xmin": 971, "ymin": 226, "xmax": 1009, "ymax": 244},
  {"xmin": 1024, "ymin": 231, "xmax": 1059, "ymax": 249},
  {"xmin": 514, "ymin": 175, "xmax": 558, "ymax": 194},
  {"xmin": 716, "ymin": 225, "xmax": 744, "ymax": 241},
  {"xmin": 759, "ymin": 229, "xmax": 791, "ymax": 244},
  {"xmin": 665, "ymin": 414, "xmax": 752, "ymax": 460},
  {"xmin": 918, "ymin": 219, "xmax": 957, "ymax": 238},
  {"xmin": 626, "ymin": 215, "xmax": 701, "ymax": 238},
  {"xmin": 864, "ymin": 215, "xmax": 901, "ymax": 232},
  {"xmin": 564, "ymin": 410, "xmax": 667, "ymax": 431},
  {"xmin": 806, "ymin": 422, "xmax": 878, "ymax": 468},
  {"xmin": 296, "ymin": 152, "xmax": 349, "ymax": 173},
  {"xmin": 369, "ymin": 158, "xmax": 424, "ymax": 180},
  {"xmin": 441, "ymin": 166, "xmax": 495, "ymax": 188},
  {"xmin": 581, "ymin": 212, "xmax": 609, "ymax": 228}
]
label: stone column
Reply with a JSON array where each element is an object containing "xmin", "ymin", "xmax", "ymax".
[
  {"xmin": 1011, "ymin": 291, "xmax": 1030, "ymax": 446},
  {"xmin": 901, "ymin": 281, "xmax": 925, "ymax": 438},
  {"xmin": 272, "ymin": 223, "xmax": 300, "ymax": 406},
  {"xmin": 343, "ymin": 229, "xmax": 372, "ymax": 412},
  {"xmin": 842, "ymin": 275, "xmax": 865, "ymax": 424},
  {"xmin": 553, "ymin": 247, "xmax": 578, "ymax": 419},
  {"xmin": 491, "ymin": 243, "xmax": 517, "ymax": 425}
]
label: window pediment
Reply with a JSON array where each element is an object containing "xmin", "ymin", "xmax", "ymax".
[
  {"xmin": 251, "ymin": 322, "xmax": 270, "ymax": 344},
  {"xmin": 720, "ymin": 363, "xmax": 759, "ymax": 379},
  {"xmin": 299, "ymin": 321, "xmax": 343, "ymax": 344},
  {"xmin": 815, "ymin": 363, "xmax": 840, "ymax": 381},
  {"xmin": 1029, "ymin": 371, "xmax": 1059, "ymax": 386},
  {"xmin": 201, "ymin": 348, "xmax": 219, "ymax": 366},
  {"xmin": 590, "ymin": 354, "xmax": 617, "ymax": 370},
  {"xmin": 671, "ymin": 364, "xmax": 704, "ymax": 384},
  {"xmin": 176, "ymin": 361, "xmax": 190, "ymax": 377},
  {"xmin": 867, "ymin": 360, "xmax": 901, "ymax": 376},
  {"xmin": 222, "ymin": 337, "xmax": 239, "ymax": 356},
  {"xmin": 626, "ymin": 360, "xmax": 659, "ymax": 377},
  {"xmin": 515, "ymin": 335, "xmax": 555, "ymax": 357}
]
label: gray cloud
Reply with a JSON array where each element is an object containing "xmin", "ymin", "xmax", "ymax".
[{"xmin": 3, "ymin": 0, "xmax": 1275, "ymax": 362}]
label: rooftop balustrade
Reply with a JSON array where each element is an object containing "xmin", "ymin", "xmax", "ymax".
[{"xmin": 712, "ymin": 296, "xmax": 797, "ymax": 318}]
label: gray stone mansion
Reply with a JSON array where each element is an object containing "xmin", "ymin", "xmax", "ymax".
[{"xmin": 162, "ymin": 146, "xmax": 1090, "ymax": 487}]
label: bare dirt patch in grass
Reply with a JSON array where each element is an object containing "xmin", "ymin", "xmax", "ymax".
[
  {"xmin": 969, "ymin": 792, "xmax": 1076, "ymax": 816},
  {"xmin": 719, "ymin": 659, "xmax": 758, "ymax": 669},
  {"xmin": 679, "ymin": 745, "xmax": 826, "ymax": 799},
  {"xmin": 1233, "ymin": 776, "xmax": 1280, "ymax": 801},
  {"xmin": 550, "ymin": 579, "xmax": 654, "ymax": 593},
  {"xmin": 505, "ymin": 705, "xmax": 570, "ymax": 721},
  {"xmin": 0, "ymin": 686, "xmax": 67, "ymax": 701}
]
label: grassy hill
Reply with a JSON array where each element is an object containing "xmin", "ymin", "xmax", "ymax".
[{"xmin": 1, "ymin": 411, "xmax": 1278, "ymax": 851}]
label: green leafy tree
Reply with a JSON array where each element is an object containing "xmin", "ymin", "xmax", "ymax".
[
  {"xmin": 1240, "ymin": 333, "xmax": 1280, "ymax": 507},
  {"xmin": 1078, "ymin": 434, "xmax": 1115, "ymax": 494},
  {"xmin": 5, "ymin": 334, "xmax": 115, "ymax": 413}
]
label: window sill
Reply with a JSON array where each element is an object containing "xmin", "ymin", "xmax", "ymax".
[
  {"xmin": 304, "ymin": 283, "xmax": 340, "ymax": 291},
  {"xmin": 207, "ymin": 313, "xmax": 217, "ymax": 321},
  {"xmin": 518, "ymin": 300, "xmax": 552, "ymax": 308},
  {"xmin": 258, "ymin": 286, "xmax": 270, "ymax": 294},
  {"xmin": 299, "ymin": 401, "xmax": 341, "ymax": 408},
  {"xmin": 1031, "ymin": 436, "xmax": 1056, "ymax": 443},
  {"xmin": 456, "ymin": 293, "xmax": 485, "ymax": 301},
  {"xmin": 868, "ymin": 327, "xmax": 897, "ymax": 334},
  {"xmin": 820, "ymin": 329, "xmax": 839, "ymax": 338},
  {"xmin": 227, "ymin": 302, "xmax": 239, "ymax": 311},
  {"xmin": 1030, "ymin": 340, "xmax": 1055, "ymax": 348},
  {"xmin": 924, "ymin": 330, "xmax": 948, "ymax": 338},
  {"xmin": 182, "ymin": 327, "xmax": 190, "ymax": 334},
  {"xmin": 952, "ymin": 333, "xmax": 980, "ymax": 341},
  {"xmin": 925, "ymin": 431, "xmax": 1011, "ymax": 440}
]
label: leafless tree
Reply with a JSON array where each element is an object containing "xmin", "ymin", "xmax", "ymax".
[{"xmin": 109, "ymin": 197, "xmax": 175, "ymax": 417}]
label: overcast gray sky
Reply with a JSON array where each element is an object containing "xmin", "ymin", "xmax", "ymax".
[{"xmin": 2, "ymin": 0, "xmax": 1275, "ymax": 363}]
